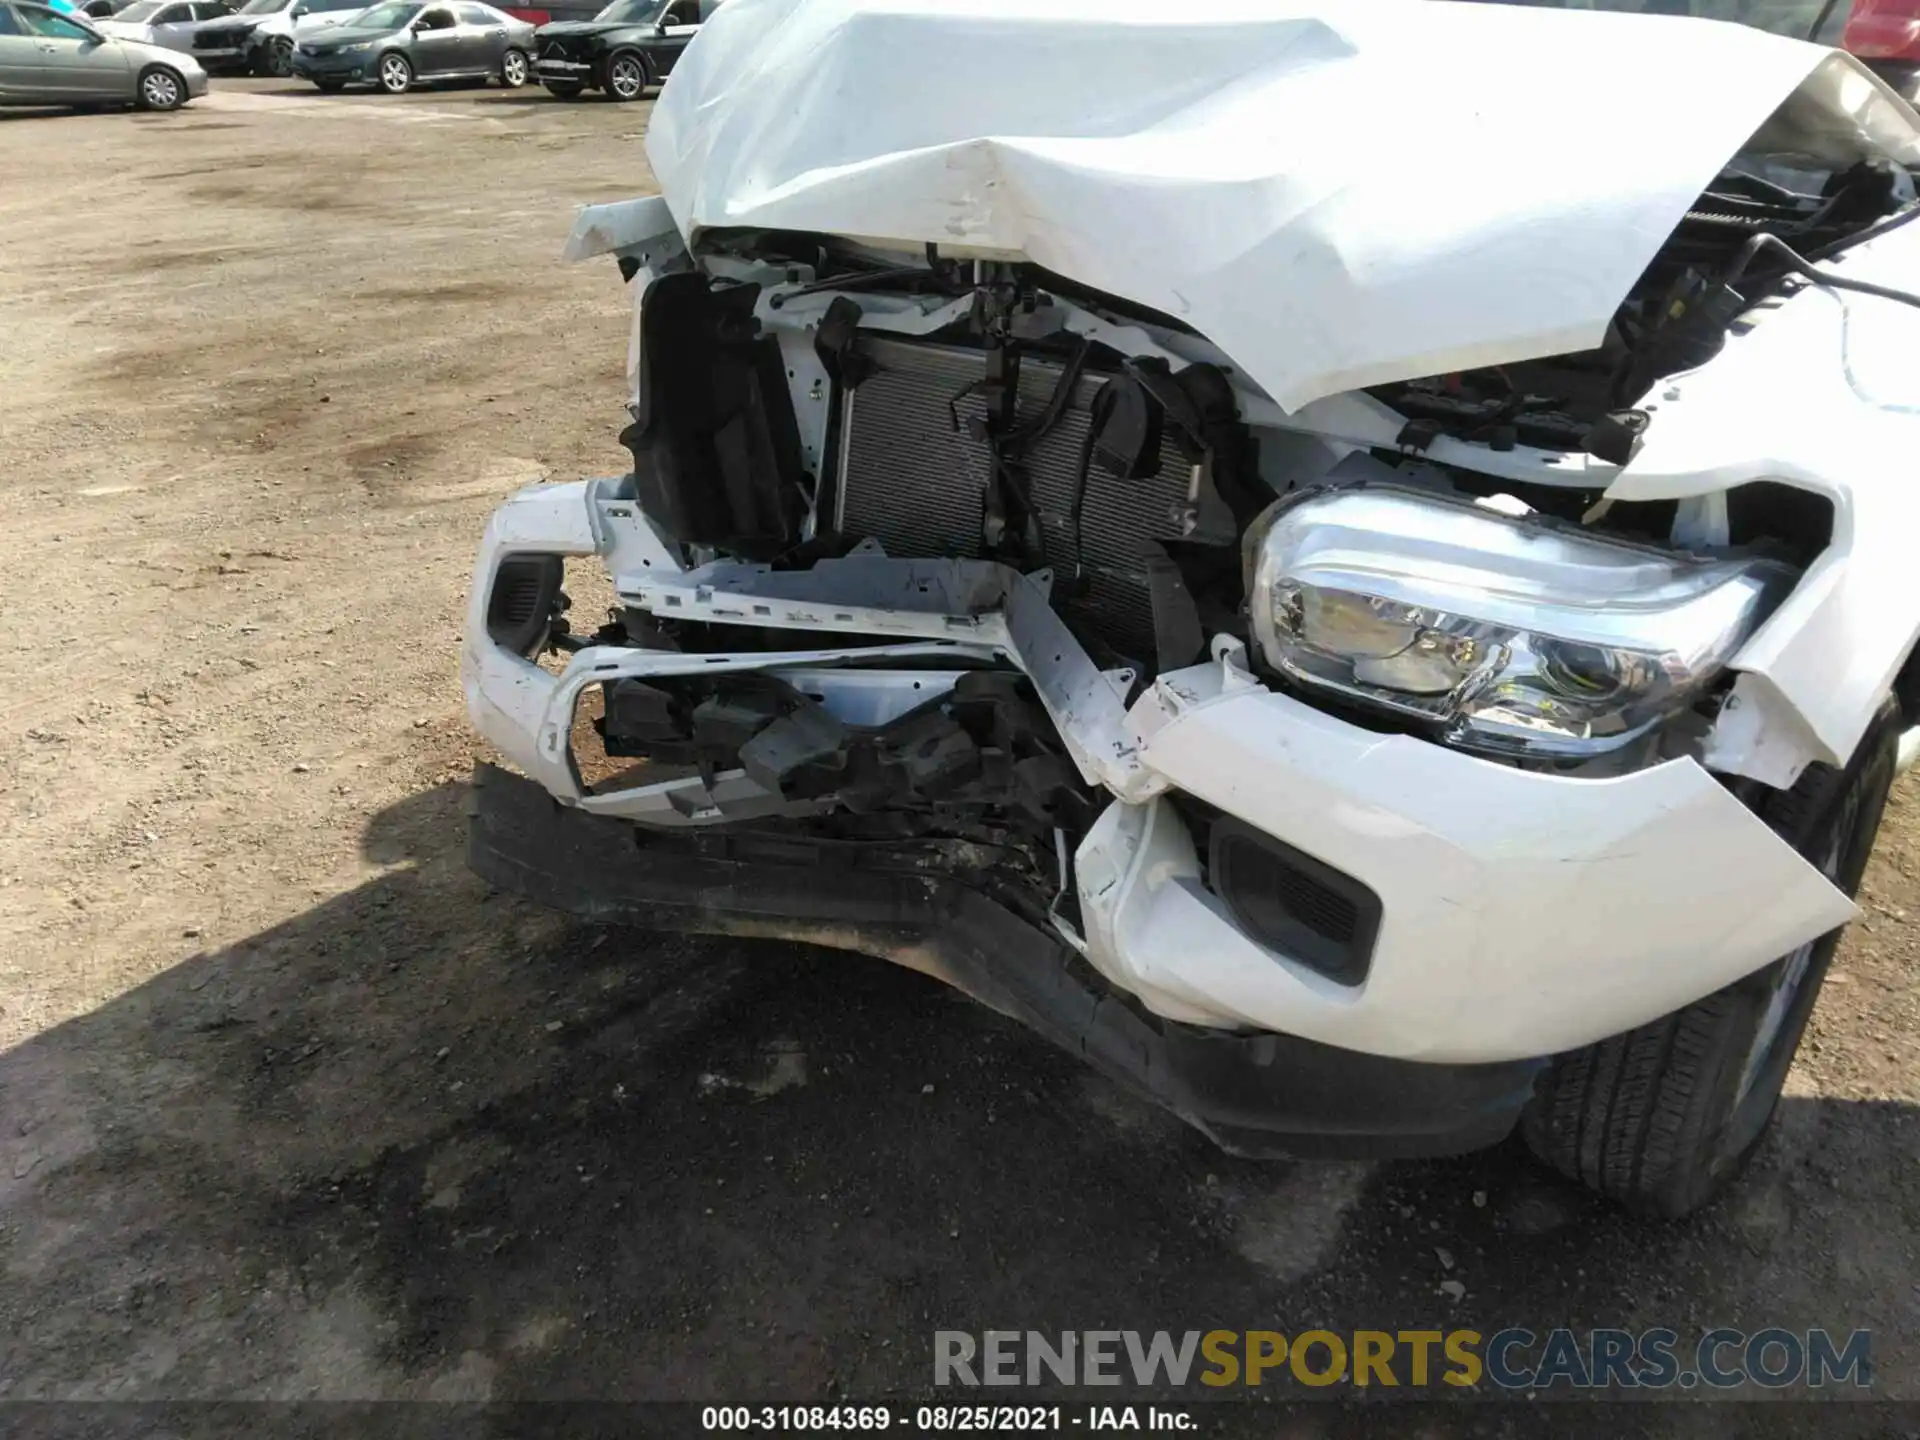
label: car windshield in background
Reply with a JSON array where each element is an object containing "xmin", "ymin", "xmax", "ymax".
[
  {"xmin": 354, "ymin": 1, "xmax": 420, "ymax": 26},
  {"xmin": 1463, "ymin": 0, "xmax": 1850, "ymax": 44},
  {"xmin": 236, "ymin": 0, "xmax": 289, "ymax": 13},
  {"xmin": 591, "ymin": 0, "xmax": 663, "ymax": 23},
  {"xmin": 112, "ymin": 0, "xmax": 164, "ymax": 18}
]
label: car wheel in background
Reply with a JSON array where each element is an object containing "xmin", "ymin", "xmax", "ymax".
[
  {"xmin": 265, "ymin": 35, "xmax": 294, "ymax": 77},
  {"xmin": 314, "ymin": 77, "xmax": 347, "ymax": 91},
  {"xmin": 604, "ymin": 50, "xmax": 646, "ymax": 101},
  {"xmin": 1522, "ymin": 700, "xmax": 1900, "ymax": 1217},
  {"xmin": 135, "ymin": 65, "xmax": 187, "ymax": 110},
  {"xmin": 377, "ymin": 51, "xmax": 413, "ymax": 93},
  {"xmin": 500, "ymin": 47, "xmax": 528, "ymax": 87},
  {"xmin": 542, "ymin": 80, "xmax": 583, "ymax": 99}
]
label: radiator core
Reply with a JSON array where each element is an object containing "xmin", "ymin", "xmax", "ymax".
[{"xmin": 833, "ymin": 337, "xmax": 1199, "ymax": 661}]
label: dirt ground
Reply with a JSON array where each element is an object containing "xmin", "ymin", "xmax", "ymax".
[{"xmin": 2, "ymin": 76, "xmax": 1920, "ymax": 1429}]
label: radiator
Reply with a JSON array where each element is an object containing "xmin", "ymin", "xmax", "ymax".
[{"xmin": 833, "ymin": 337, "xmax": 1200, "ymax": 662}]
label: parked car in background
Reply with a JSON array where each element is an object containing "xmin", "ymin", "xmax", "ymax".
[
  {"xmin": 189, "ymin": 0, "xmax": 365, "ymax": 75},
  {"xmin": 75, "ymin": 0, "xmax": 133, "ymax": 14},
  {"xmin": 95, "ymin": 0, "xmax": 232, "ymax": 50},
  {"xmin": 530, "ymin": 0, "xmax": 708, "ymax": 100},
  {"xmin": 0, "ymin": 0, "xmax": 205, "ymax": 105},
  {"xmin": 292, "ymin": 0, "xmax": 531, "ymax": 90}
]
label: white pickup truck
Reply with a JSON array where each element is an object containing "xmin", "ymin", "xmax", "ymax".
[{"xmin": 464, "ymin": 0, "xmax": 1920, "ymax": 1217}]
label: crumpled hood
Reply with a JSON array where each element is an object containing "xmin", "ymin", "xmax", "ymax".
[{"xmin": 646, "ymin": 0, "xmax": 1920, "ymax": 412}]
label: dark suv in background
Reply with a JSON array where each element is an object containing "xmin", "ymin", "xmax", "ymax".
[{"xmin": 530, "ymin": 0, "xmax": 707, "ymax": 100}]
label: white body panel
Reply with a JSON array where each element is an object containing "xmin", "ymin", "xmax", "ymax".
[
  {"xmin": 1102, "ymin": 667, "xmax": 1854, "ymax": 1061},
  {"xmin": 644, "ymin": 0, "xmax": 1917, "ymax": 412},
  {"xmin": 1600, "ymin": 220, "xmax": 1920, "ymax": 781}
]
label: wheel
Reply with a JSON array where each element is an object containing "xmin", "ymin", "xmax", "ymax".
[
  {"xmin": 314, "ymin": 77, "xmax": 347, "ymax": 92},
  {"xmin": 135, "ymin": 64, "xmax": 187, "ymax": 110},
  {"xmin": 604, "ymin": 49, "xmax": 647, "ymax": 101},
  {"xmin": 1521, "ymin": 701, "xmax": 1901, "ymax": 1217},
  {"xmin": 499, "ymin": 46, "xmax": 528, "ymax": 87},
  {"xmin": 542, "ymin": 80, "xmax": 584, "ymax": 99},
  {"xmin": 377, "ymin": 50, "xmax": 413, "ymax": 94},
  {"xmin": 263, "ymin": 34, "xmax": 294, "ymax": 77}
]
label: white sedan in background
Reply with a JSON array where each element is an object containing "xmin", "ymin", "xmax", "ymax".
[{"xmin": 95, "ymin": 0, "xmax": 232, "ymax": 50}]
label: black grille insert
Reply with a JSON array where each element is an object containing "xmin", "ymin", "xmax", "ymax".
[
  {"xmin": 1208, "ymin": 817, "xmax": 1381, "ymax": 986},
  {"xmin": 487, "ymin": 553, "xmax": 564, "ymax": 658}
]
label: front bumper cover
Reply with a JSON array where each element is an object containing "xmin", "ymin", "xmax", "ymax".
[
  {"xmin": 470, "ymin": 759, "xmax": 1541, "ymax": 1159},
  {"xmin": 463, "ymin": 479, "xmax": 1860, "ymax": 1068}
]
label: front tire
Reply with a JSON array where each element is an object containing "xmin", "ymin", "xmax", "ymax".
[
  {"xmin": 261, "ymin": 34, "xmax": 294, "ymax": 77},
  {"xmin": 377, "ymin": 50, "xmax": 413, "ymax": 94},
  {"xmin": 604, "ymin": 49, "xmax": 647, "ymax": 101},
  {"xmin": 1522, "ymin": 702, "xmax": 1900, "ymax": 1217},
  {"xmin": 135, "ymin": 64, "xmax": 187, "ymax": 110},
  {"xmin": 499, "ymin": 46, "xmax": 528, "ymax": 87}
]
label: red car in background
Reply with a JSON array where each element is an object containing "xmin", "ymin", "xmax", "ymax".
[{"xmin": 1842, "ymin": 0, "xmax": 1920, "ymax": 91}]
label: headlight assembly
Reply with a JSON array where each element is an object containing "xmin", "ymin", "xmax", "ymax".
[{"xmin": 1247, "ymin": 487, "xmax": 1793, "ymax": 759}]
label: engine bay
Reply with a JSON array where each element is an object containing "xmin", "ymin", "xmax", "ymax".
[
  {"xmin": 610, "ymin": 133, "xmax": 1914, "ymax": 669},
  {"xmin": 500, "ymin": 87, "xmax": 1920, "ymax": 860}
]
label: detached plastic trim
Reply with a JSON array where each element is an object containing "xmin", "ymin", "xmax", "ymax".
[{"xmin": 1209, "ymin": 816, "xmax": 1383, "ymax": 986}]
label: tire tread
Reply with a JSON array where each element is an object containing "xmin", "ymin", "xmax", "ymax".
[{"xmin": 1521, "ymin": 704, "xmax": 1900, "ymax": 1216}]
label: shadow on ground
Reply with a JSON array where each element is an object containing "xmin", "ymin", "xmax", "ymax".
[
  {"xmin": 468, "ymin": 90, "xmax": 638, "ymax": 106},
  {"xmin": 1, "ymin": 780, "xmax": 1915, "ymax": 1429}
]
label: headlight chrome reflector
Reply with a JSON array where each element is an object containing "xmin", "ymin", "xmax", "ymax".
[{"xmin": 1249, "ymin": 487, "xmax": 1792, "ymax": 758}]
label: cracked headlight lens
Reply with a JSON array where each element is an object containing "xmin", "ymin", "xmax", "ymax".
[{"xmin": 1248, "ymin": 486, "xmax": 1793, "ymax": 758}]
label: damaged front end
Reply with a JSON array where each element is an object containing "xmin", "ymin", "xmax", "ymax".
[{"xmin": 466, "ymin": 5, "xmax": 1920, "ymax": 1161}]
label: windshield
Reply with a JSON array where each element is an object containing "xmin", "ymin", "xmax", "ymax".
[
  {"xmin": 112, "ymin": 0, "xmax": 164, "ymax": 18},
  {"xmin": 353, "ymin": 1, "xmax": 419, "ymax": 25},
  {"xmin": 591, "ymin": 0, "xmax": 663, "ymax": 23},
  {"xmin": 1461, "ymin": 0, "xmax": 1849, "ymax": 44},
  {"xmin": 236, "ymin": 0, "xmax": 290, "ymax": 14}
]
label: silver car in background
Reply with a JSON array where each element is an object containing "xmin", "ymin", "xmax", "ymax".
[
  {"xmin": 94, "ymin": 0, "xmax": 233, "ymax": 51},
  {"xmin": 292, "ymin": 0, "xmax": 534, "ymax": 92},
  {"xmin": 0, "ymin": 1, "xmax": 207, "ymax": 107}
]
